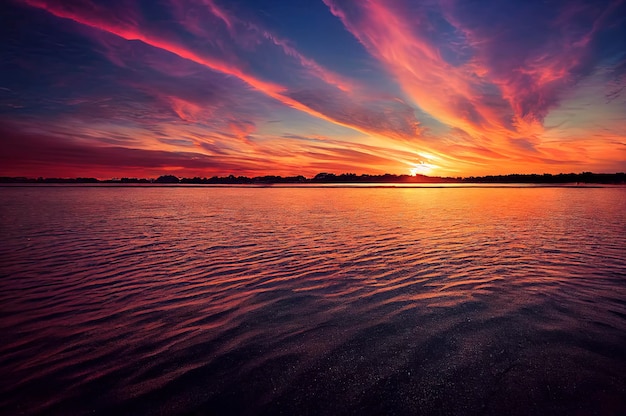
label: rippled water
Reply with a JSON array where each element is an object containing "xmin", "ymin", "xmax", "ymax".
[{"xmin": 1, "ymin": 186, "xmax": 625, "ymax": 415}]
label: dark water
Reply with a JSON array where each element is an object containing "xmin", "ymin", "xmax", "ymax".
[{"xmin": 1, "ymin": 186, "xmax": 625, "ymax": 415}]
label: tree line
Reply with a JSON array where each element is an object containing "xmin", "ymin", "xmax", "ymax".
[{"xmin": 1, "ymin": 172, "xmax": 624, "ymax": 184}]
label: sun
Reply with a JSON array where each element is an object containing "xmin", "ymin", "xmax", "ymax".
[{"xmin": 409, "ymin": 161, "xmax": 435, "ymax": 176}]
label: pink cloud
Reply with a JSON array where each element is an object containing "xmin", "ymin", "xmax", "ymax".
[
  {"xmin": 323, "ymin": 0, "xmax": 625, "ymax": 172},
  {"xmin": 323, "ymin": 0, "xmax": 510, "ymax": 139},
  {"xmin": 21, "ymin": 0, "xmax": 423, "ymax": 144}
]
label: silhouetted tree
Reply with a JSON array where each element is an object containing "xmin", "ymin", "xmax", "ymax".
[{"xmin": 155, "ymin": 175, "xmax": 180, "ymax": 184}]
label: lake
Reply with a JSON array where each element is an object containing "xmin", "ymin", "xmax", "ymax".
[{"xmin": 1, "ymin": 185, "xmax": 625, "ymax": 415}]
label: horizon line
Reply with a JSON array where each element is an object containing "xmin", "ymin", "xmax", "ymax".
[{"xmin": 1, "ymin": 171, "xmax": 624, "ymax": 185}]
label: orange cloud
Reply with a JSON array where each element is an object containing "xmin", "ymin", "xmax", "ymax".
[{"xmin": 323, "ymin": 0, "xmax": 626, "ymax": 174}]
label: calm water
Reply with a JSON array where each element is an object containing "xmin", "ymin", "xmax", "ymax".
[{"xmin": 1, "ymin": 186, "xmax": 625, "ymax": 415}]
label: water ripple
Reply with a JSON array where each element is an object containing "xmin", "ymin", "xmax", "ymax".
[{"xmin": 1, "ymin": 186, "xmax": 625, "ymax": 415}]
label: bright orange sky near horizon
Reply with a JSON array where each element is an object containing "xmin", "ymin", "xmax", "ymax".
[{"xmin": 1, "ymin": 0, "xmax": 625, "ymax": 179}]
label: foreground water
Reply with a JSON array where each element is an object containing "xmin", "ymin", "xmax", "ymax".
[{"xmin": 0, "ymin": 186, "xmax": 625, "ymax": 415}]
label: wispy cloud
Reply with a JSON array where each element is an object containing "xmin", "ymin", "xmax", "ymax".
[
  {"xmin": 324, "ymin": 0, "xmax": 626, "ymax": 170},
  {"xmin": 19, "ymin": 0, "xmax": 423, "ymax": 142}
]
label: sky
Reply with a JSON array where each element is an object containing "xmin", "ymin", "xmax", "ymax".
[{"xmin": 1, "ymin": 0, "xmax": 625, "ymax": 178}]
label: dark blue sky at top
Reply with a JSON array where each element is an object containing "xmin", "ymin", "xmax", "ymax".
[{"xmin": 227, "ymin": 0, "xmax": 370, "ymax": 67}]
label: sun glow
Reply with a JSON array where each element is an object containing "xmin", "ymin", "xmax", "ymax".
[{"xmin": 409, "ymin": 161, "xmax": 436, "ymax": 176}]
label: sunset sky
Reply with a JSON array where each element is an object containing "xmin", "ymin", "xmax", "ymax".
[{"xmin": 1, "ymin": 0, "xmax": 625, "ymax": 178}]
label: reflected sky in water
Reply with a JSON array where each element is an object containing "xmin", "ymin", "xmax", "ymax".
[{"xmin": 1, "ymin": 187, "xmax": 625, "ymax": 415}]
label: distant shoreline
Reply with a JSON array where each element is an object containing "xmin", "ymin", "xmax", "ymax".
[
  {"xmin": 1, "ymin": 184, "xmax": 622, "ymax": 190},
  {"xmin": 1, "ymin": 172, "xmax": 624, "ymax": 185}
]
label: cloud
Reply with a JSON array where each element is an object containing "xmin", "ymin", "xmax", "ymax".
[
  {"xmin": 446, "ymin": 0, "xmax": 625, "ymax": 129},
  {"xmin": 0, "ymin": 126, "xmax": 236, "ymax": 176},
  {"xmin": 183, "ymin": 0, "xmax": 355, "ymax": 92},
  {"xmin": 19, "ymin": 0, "xmax": 424, "ymax": 143},
  {"xmin": 286, "ymin": 88, "xmax": 420, "ymax": 141},
  {"xmin": 324, "ymin": 0, "xmax": 519, "ymax": 143},
  {"xmin": 324, "ymin": 0, "xmax": 625, "ymax": 148}
]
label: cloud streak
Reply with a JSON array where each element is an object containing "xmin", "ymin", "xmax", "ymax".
[
  {"xmin": 324, "ymin": 0, "xmax": 626, "ymax": 165},
  {"xmin": 19, "ymin": 0, "xmax": 422, "ymax": 142}
]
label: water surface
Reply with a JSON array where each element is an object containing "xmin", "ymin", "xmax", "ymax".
[{"xmin": 1, "ymin": 186, "xmax": 625, "ymax": 415}]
